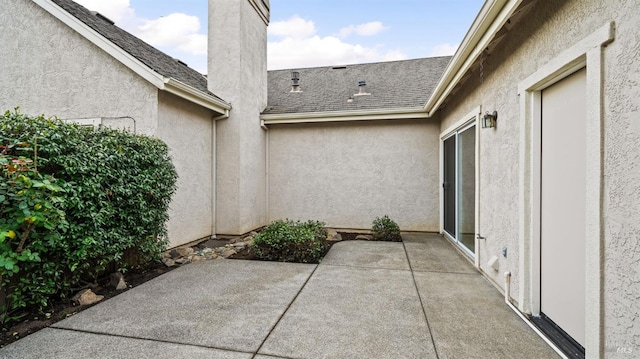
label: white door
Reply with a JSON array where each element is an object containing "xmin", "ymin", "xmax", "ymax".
[{"xmin": 540, "ymin": 68, "xmax": 586, "ymax": 346}]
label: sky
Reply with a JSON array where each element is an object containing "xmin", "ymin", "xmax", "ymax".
[{"xmin": 72, "ymin": 0, "xmax": 485, "ymax": 73}]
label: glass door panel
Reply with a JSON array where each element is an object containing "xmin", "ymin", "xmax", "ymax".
[
  {"xmin": 442, "ymin": 123, "xmax": 476, "ymax": 256},
  {"xmin": 458, "ymin": 125, "xmax": 476, "ymax": 253},
  {"xmin": 443, "ymin": 136, "xmax": 456, "ymax": 237}
]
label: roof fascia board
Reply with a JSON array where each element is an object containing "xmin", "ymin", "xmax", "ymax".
[
  {"xmin": 34, "ymin": 0, "xmax": 166, "ymax": 88},
  {"xmin": 260, "ymin": 107, "xmax": 429, "ymax": 125},
  {"xmin": 424, "ymin": 0, "xmax": 523, "ymax": 115},
  {"xmin": 165, "ymin": 78, "xmax": 231, "ymax": 116},
  {"xmin": 35, "ymin": 0, "xmax": 231, "ymax": 115}
]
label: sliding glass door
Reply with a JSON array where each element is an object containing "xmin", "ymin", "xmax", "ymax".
[{"xmin": 443, "ymin": 123, "xmax": 476, "ymax": 256}]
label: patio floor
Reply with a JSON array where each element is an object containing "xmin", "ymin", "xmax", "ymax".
[{"xmin": 0, "ymin": 233, "xmax": 560, "ymax": 358}]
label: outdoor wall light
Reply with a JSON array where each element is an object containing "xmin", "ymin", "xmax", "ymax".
[{"xmin": 482, "ymin": 111, "xmax": 497, "ymax": 128}]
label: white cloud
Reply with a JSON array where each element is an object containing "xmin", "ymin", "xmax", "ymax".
[
  {"xmin": 268, "ymin": 36, "xmax": 406, "ymax": 70},
  {"xmin": 269, "ymin": 15, "xmax": 317, "ymax": 39},
  {"xmin": 74, "ymin": 0, "xmax": 207, "ymax": 63},
  {"xmin": 73, "ymin": 2, "xmax": 406, "ymax": 72},
  {"xmin": 136, "ymin": 13, "xmax": 207, "ymax": 55},
  {"xmin": 339, "ymin": 21, "xmax": 388, "ymax": 38},
  {"xmin": 429, "ymin": 43, "xmax": 459, "ymax": 57},
  {"xmin": 73, "ymin": 0, "xmax": 135, "ymax": 24},
  {"xmin": 268, "ymin": 18, "xmax": 404, "ymax": 70}
]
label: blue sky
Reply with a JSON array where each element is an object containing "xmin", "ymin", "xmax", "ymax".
[{"xmin": 73, "ymin": 0, "xmax": 484, "ymax": 73}]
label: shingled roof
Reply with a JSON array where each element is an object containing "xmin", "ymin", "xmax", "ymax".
[
  {"xmin": 50, "ymin": 0, "xmax": 223, "ymax": 103},
  {"xmin": 264, "ymin": 57, "xmax": 451, "ymax": 115}
]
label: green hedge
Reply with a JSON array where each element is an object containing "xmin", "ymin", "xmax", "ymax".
[{"xmin": 0, "ymin": 110, "xmax": 177, "ymax": 321}]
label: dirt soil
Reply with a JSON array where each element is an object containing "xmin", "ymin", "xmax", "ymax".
[{"xmin": 1, "ymin": 262, "xmax": 176, "ymax": 348}]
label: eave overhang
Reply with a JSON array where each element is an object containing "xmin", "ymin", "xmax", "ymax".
[
  {"xmin": 34, "ymin": 0, "xmax": 231, "ymax": 117},
  {"xmin": 424, "ymin": 0, "xmax": 524, "ymax": 115},
  {"xmin": 260, "ymin": 107, "xmax": 430, "ymax": 125}
]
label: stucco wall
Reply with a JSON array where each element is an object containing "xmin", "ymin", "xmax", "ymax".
[
  {"xmin": 0, "ymin": 0, "xmax": 158, "ymax": 134},
  {"xmin": 268, "ymin": 120, "xmax": 440, "ymax": 231},
  {"xmin": 157, "ymin": 92, "xmax": 214, "ymax": 248},
  {"xmin": 208, "ymin": 0, "xmax": 268, "ymax": 234},
  {"xmin": 436, "ymin": 0, "xmax": 639, "ymax": 352}
]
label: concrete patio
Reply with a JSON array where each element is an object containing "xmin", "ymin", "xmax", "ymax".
[{"xmin": 0, "ymin": 233, "xmax": 560, "ymax": 358}]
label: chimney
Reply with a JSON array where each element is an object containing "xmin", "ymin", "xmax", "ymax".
[
  {"xmin": 290, "ymin": 71, "xmax": 302, "ymax": 92},
  {"xmin": 207, "ymin": 0, "xmax": 270, "ymax": 235}
]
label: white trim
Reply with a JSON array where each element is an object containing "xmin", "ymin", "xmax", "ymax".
[
  {"xmin": 517, "ymin": 22, "xmax": 614, "ymax": 358},
  {"xmin": 260, "ymin": 107, "xmax": 429, "ymax": 125},
  {"xmin": 425, "ymin": 0, "xmax": 523, "ymax": 115},
  {"xmin": 35, "ymin": 0, "xmax": 231, "ymax": 116},
  {"xmin": 440, "ymin": 106, "xmax": 482, "ymax": 139},
  {"xmin": 164, "ymin": 79, "xmax": 231, "ymax": 115}
]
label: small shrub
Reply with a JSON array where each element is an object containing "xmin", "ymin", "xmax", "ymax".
[
  {"xmin": 371, "ymin": 215, "xmax": 402, "ymax": 242},
  {"xmin": 253, "ymin": 219, "xmax": 328, "ymax": 263}
]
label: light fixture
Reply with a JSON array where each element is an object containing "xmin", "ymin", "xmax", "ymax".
[{"xmin": 482, "ymin": 111, "xmax": 497, "ymax": 128}]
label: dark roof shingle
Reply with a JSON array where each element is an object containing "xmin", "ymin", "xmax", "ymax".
[
  {"xmin": 264, "ymin": 57, "xmax": 451, "ymax": 115},
  {"xmin": 51, "ymin": 0, "xmax": 223, "ymax": 102}
]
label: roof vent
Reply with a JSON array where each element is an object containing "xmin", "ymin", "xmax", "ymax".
[
  {"xmin": 90, "ymin": 11, "xmax": 115, "ymax": 25},
  {"xmin": 332, "ymin": 66, "xmax": 347, "ymax": 70},
  {"xmin": 354, "ymin": 80, "xmax": 370, "ymax": 96},
  {"xmin": 173, "ymin": 58, "xmax": 189, "ymax": 67},
  {"xmin": 290, "ymin": 71, "xmax": 302, "ymax": 93}
]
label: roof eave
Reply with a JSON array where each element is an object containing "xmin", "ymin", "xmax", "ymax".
[
  {"xmin": 260, "ymin": 107, "xmax": 430, "ymax": 125},
  {"xmin": 424, "ymin": 0, "xmax": 524, "ymax": 115},
  {"xmin": 164, "ymin": 78, "xmax": 231, "ymax": 116},
  {"xmin": 35, "ymin": 0, "xmax": 230, "ymax": 116}
]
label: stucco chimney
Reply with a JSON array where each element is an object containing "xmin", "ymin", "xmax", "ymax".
[{"xmin": 207, "ymin": 0, "xmax": 270, "ymax": 235}]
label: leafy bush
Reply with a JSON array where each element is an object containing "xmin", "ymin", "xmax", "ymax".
[
  {"xmin": 0, "ymin": 109, "xmax": 177, "ymax": 321},
  {"xmin": 371, "ymin": 215, "xmax": 402, "ymax": 242},
  {"xmin": 253, "ymin": 219, "xmax": 328, "ymax": 263},
  {"xmin": 1, "ymin": 154, "xmax": 69, "ymax": 317}
]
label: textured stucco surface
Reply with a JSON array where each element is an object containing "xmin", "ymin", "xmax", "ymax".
[
  {"xmin": 157, "ymin": 92, "xmax": 214, "ymax": 247},
  {"xmin": 0, "ymin": 0, "xmax": 218, "ymax": 248},
  {"xmin": 436, "ymin": 0, "xmax": 639, "ymax": 353},
  {"xmin": 0, "ymin": 0, "xmax": 158, "ymax": 134},
  {"xmin": 208, "ymin": 0, "xmax": 268, "ymax": 234},
  {"xmin": 268, "ymin": 120, "xmax": 440, "ymax": 231}
]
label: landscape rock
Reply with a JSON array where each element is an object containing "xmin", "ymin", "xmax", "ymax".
[
  {"xmin": 175, "ymin": 258, "xmax": 190, "ymax": 264},
  {"xmin": 199, "ymin": 239, "xmax": 229, "ymax": 248},
  {"xmin": 169, "ymin": 247, "xmax": 193, "ymax": 259},
  {"xmin": 222, "ymin": 249, "xmax": 237, "ymax": 258},
  {"xmin": 326, "ymin": 229, "xmax": 343, "ymax": 242},
  {"xmin": 161, "ymin": 257, "xmax": 176, "ymax": 267},
  {"xmin": 72, "ymin": 289, "xmax": 104, "ymax": 306},
  {"xmin": 109, "ymin": 272, "xmax": 128, "ymax": 291},
  {"xmin": 356, "ymin": 234, "xmax": 374, "ymax": 241}
]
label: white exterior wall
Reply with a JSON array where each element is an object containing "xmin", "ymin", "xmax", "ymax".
[
  {"xmin": 0, "ymin": 0, "xmax": 158, "ymax": 134},
  {"xmin": 157, "ymin": 92, "xmax": 215, "ymax": 248},
  {"xmin": 268, "ymin": 120, "xmax": 440, "ymax": 231},
  {"xmin": 208, "ymin": 0, "xmax": 268, "ymax": 234},
  {"xmin": 0, "ymin": 0, "xmax": 219, "ymax": 249},
  {"xmin": 437, "ymin": 0, "xmax": 640, "ymax": 353}
]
